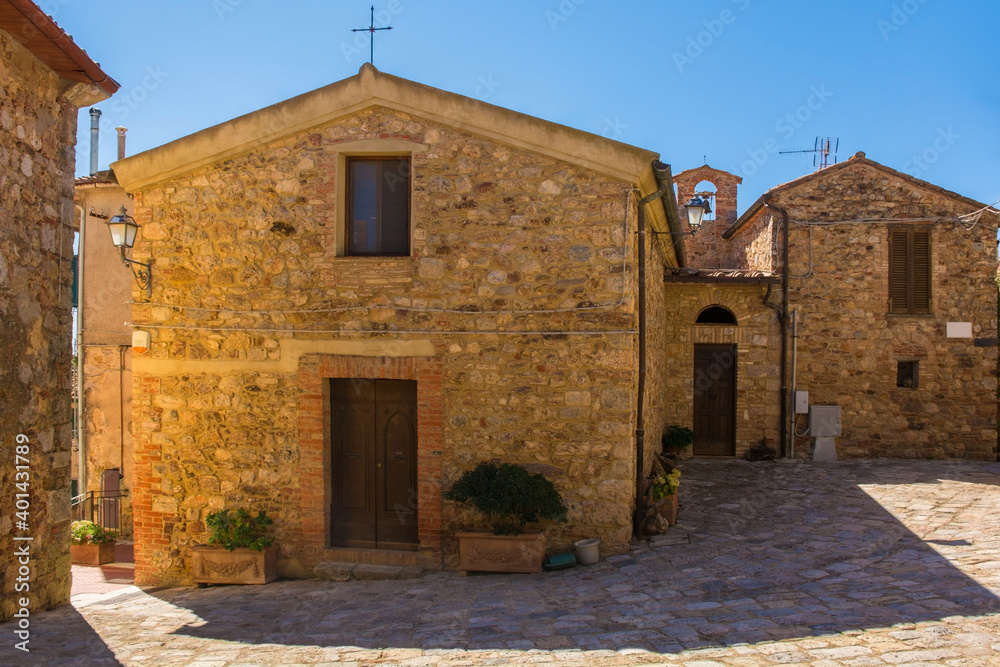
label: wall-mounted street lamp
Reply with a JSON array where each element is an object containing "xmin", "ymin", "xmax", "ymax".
[
  {"xmin": 106, "ymin": 206, "xmax": 152, "ymax": 300},
  {"xmin": 685, "ymin": 193, "xmax": 713, "ymax": 231}
]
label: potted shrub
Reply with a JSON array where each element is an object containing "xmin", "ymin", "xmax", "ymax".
[
  {"xmin": 70, "ymin": 520, "xmax": 117, "ymax": 565},
  {"xmin": 191, "ymin": 508, "xmax": 277, "ymax": 586},
  {"xmin": 445, "ymin": 462, "xmax": 567, "ymax": 573},
  {"xmin": 662, "ymin": 425, "xmax": 694, "ymax": 459},
  {"xmin": 648, "ymin": 469, "xmax": 681, "ymax": 526}
]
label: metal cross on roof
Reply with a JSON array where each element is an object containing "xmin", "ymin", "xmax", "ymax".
[{"xmin": 351, "ymin": 5, "xmax": 393, "ymax": 66}]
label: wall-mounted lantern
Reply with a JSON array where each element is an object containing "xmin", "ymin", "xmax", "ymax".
[
  {"xmin": 106, "ymin": 206, "xmax": 152, "ymax": 300},
  {"xmin": 685, "ymin": 193, "xmax": 713, "ymax": 231}
]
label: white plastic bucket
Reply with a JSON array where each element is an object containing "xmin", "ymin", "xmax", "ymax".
[{"xmin": 574, "ymin": 538, "xmax": 600, "ymax": 566}]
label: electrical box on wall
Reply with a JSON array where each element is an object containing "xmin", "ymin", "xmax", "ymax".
[
  {"xmin": 809, "ymin": 405, "xmax": 842, "ymax": 437},
  {"xmin": 794, "ymin": 391, "xmax": 809, "ymax": 414}
]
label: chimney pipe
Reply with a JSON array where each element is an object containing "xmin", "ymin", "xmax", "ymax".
[
  {"xmin": 115, "ymin": 126, "xmax": 127, "ymax": 161},
  {"xmin": 89, "ymin": 108, "xmax": 101, "ymax": 176}
]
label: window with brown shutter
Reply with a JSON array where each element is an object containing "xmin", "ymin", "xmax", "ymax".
[{"xmin": 888, "ymin": 227, "xmax": 931, "ymax": 315}]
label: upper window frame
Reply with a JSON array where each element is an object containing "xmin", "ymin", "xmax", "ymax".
[
  {"xmin": 345, "ymin": 156, "xmax": 411, "ymax": 257},
  {"xmin": 332, "ymin": 138, "xmax": 428, "ymax": 259}
]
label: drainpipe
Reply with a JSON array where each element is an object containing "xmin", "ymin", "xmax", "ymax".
[
  {"xmin": 89, "ymin": 109, "xmax": 101, "ymax": 176},
  {"xmin": 634, "ymin": 160, "xmax": 671, "ymax": 541},
  {"xmin": 119, "ymin": 345, "xmax": 127, "ymax": 479},
  {"xmin": 790, "ymin": 309, "xmax": 798, "ymax": 459},
  {"xmin": 765, "ymin": 199, "xmax": 790, "ymax": 458},
  {"xmin": 74, "ymin": 204, "xmax": 87, "ymax": 497}
]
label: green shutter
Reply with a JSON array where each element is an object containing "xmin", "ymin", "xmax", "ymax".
[{"xmin": 71, "ymin": 254, "xmax": 78, "ymax": 309}]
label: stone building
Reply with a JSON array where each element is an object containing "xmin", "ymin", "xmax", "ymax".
[
  {"xmin": 73, "ymin": 129, "xmax": 136, "ymax": 539},
  {"xmin": 0, "ymin": 0, "xmax": 117, "ymax": 622},
  {"xmin": 664, "ymin": 154, "xmax": 998, "ymax": 460},
  {"xmin": 110, "ymin": 64, "xmax": 682, "ymax": 584}
]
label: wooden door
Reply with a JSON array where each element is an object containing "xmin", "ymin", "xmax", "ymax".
[
  {"xmin": 330, "ymin": 379, "xmax": 418, "ymax": 549},
  {"xmin": 692, "ymin": 344, "xmax": 737, "ymax": 456}
]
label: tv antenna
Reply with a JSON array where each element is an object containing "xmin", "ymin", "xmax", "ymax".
[{"xmin": 779, "ymin": 137, "xmax": 839, "ymax": 170}]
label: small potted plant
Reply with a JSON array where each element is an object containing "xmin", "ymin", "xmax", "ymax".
[
  {"xmin": 445, "ymin": 462, "xmax": 567, "ymax": 573},
  {"xmin": 662, "ymin": 425, "xmax": 695, "ymax": 459},
  {"xmin": 191, "ymin": 508, "xmax": 277, "ymax": 586},
  {"xmin": 70, "ymin": 520, "xmax": 117, "ymax": 565},
  {"xmin": 648, "ymin": 469, "xmax": 681, "ymax": 526}
]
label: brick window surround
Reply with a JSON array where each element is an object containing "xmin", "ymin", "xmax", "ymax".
[{"xmin": 297, "ymin": 354, "xmax": 443, "ymax": 568}]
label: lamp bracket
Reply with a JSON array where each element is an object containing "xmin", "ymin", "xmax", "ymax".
[{"xmin": 120, "ymin": 253, "xmax": 152, "ymax": 300}]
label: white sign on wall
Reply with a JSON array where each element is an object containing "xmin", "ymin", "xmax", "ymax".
[{"xmin": 946, "ymin": 322, "xmax": 973, "ymax": 338}]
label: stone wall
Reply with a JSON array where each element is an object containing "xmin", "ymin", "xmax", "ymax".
[
  {"xmin": 662, "ymin": 283, "xmax": 781, "ymax": 457},
  {"xmin": 0, "ymin": 27, "xmax": 81, "ymax": 620},
  {"xmin": 128, "ymin": 106, "xmax": 657, "ymax": 584},
  {"xmin": 734, "ymin": 158, "xmax": 998, "ymax": 459},
  {"xmin": 732, "ymin": 210, "xmax": 775, "ymax": 273}
]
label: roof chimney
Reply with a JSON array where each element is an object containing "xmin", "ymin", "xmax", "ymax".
[
  {"xmin": 89, "ymin": 108, "xmax": 101, "ymax": 176},
  {"xmin": 115, "ymin": 126, "xmax": 127, "ymax": 161}
]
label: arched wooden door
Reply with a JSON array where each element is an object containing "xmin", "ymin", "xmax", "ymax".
[
  {"xmin": 330, "ymin": 379, "xmax": 418, "ymax": 549},
  {"xmin": 692, "ymin": 344, "xmax": 737, "ymax": 456}
]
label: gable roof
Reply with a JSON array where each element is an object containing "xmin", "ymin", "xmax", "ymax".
[
  {"xmin": 112, "ymin": 64, "xmax": 659, "ymax": 192},
  {"xmin": 0, "ymin": 0, "xmax": 118, "ymax": 97},
  {"xmin": 723, "ymin": 151, "xmax": 995, "ymax": 239}
]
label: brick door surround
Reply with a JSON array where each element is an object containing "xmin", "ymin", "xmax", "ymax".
[{"xmin": 297, "ymin": 354, "xmax": 444, "ymax": 569}]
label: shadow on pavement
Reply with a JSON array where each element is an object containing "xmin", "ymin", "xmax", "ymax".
[
  {"xmin": 0, "ymin": 602, "xmax": 120, "ymax": 665},
  {"xmin": 126, "ymin": 460, "xmax": 1000, "ymax": 653}
]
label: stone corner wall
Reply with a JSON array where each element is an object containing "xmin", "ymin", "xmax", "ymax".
[{"xmin": 0, "ymin": 26, "xmax": 89, "ymax": 621}]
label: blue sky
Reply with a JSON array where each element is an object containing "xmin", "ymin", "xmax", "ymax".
[{"xmin": 58, "ymin": 0, "xmax": 999, "ymax": 213}]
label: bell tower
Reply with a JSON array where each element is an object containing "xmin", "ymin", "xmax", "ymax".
[{"xmin": 673, "ymin": 165, "xmax": 742, "ymax": 269}]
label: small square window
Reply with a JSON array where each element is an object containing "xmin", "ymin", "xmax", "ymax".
[
  {"xmin": 896, "ymin": 361, "xmax": 918, "ymax": 388},
  {"xmin": 346, "ymin": 157, "xmax": 410, "ymax": 256}
]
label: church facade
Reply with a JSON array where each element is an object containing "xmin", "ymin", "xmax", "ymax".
[{"xmin": 112, "ymin": 64, "xmax": 680, "ymax": 583}]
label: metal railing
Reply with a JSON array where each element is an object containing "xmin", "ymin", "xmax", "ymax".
[{"xmin": 71, "ymin": 490, "xmax": 122, "ymax": 533}]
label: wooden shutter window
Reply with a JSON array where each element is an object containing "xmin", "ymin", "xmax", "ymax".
[{"xmin": 888, "ymin": 227, "xmax": 931, "ymax": 315}]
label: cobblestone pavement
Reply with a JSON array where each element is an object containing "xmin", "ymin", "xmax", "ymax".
[{"xmin": 5, "ymin": 459, "xmax": 1000, "ymax": 666}]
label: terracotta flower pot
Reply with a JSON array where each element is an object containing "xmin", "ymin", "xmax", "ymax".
[
  {"xmin": 657, "ymin": 493, "xmax": 678, "ymax": 526},
  {"xmin": 456, "ymin": 531, "xmax": 546, "ymax": 573},
  {"xmin": 70, "ymin": 541, "xmax": 116, "ymax": 565},
  {"xmin": 191, "ymin": 545, "xmax": 278, "ymax": 585}
]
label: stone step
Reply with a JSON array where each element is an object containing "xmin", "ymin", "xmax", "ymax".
[{"xmin": 313, "ymin": 561, "xmax": 423, "ymax": 582}]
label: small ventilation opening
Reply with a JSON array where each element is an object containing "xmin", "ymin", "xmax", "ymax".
[
  {"xmin": 896, "ymin": 361, "xmax": 918, "ymax": 388},
  {"xmin": 696, "ymin": 306, "xmax": 738, "ymax": 325}
]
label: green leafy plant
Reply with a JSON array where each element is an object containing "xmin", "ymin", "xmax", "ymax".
[
  {"xmin": 205, "ymin": 508, "xmax": 274, "ymax": 551},
  {"xmin": 71, "ymin": 520, "xmax": 116, "ymax": 545},
  {"xmin": 648, "ymin": 469, "xmax": 681, "ymax": 502},
  {"xmin": 444, "ymin": 463, "xmax": 568, "ymax": 536},
  {"xmin": 662, "ymin": 425, "xmax": 694, "ymax": 451}
]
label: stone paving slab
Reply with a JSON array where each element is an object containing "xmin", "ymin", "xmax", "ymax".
[{"xmin": 4, "ymin": 459, "xmax": 1000, "ymax": 665}]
